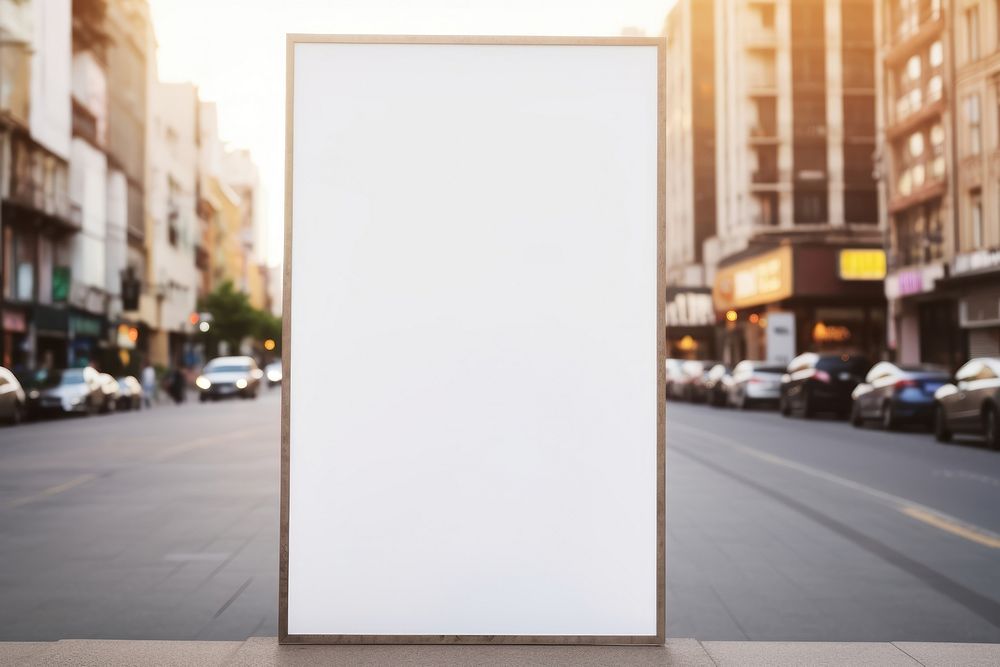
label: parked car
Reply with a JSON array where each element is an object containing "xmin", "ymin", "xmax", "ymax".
[
  {"xmin": 689, "ymin": 361, "xmax": 722, "ymax": 403},
  {"xmin": 933, "ymin": 357, "xmax": 1000, "ymax": 449},
  {"xmin": 24, "ymin": 367, "xmax": 104, "ymax": 417},
  {"xmin": 671, "ymin": 360, "xmax": 707, "ymax": 402},
  {"xmin": 729, "ymin": 361, "xmax": 785, "ymax": 409},
  {"xmin": 265, "ymin": 361, "xmax": 282, "ymax": 386},
  {"xmin": 97, "ymin": 374, "xmax": 121, "ymax": 413},
  {"xmin": 850, "ymin": 362, "xmax": 949, "ymax": 430},
  {"xmin": 0, "ymin": 366, "xmax": 26, "ymax": 425},
  {"xmin": 703, "ymin": 363, "xmax": 732, "ymax": 407},
  {"xmin": 116, "ymin": 376, "xmax": 144, "ymax": 411},
  {"xmin": 780, "ymin": 353, "xmax": 869, "ymax": 419},
  {"xmin": 195, "ymin": 356, "xmax": 262, "ymax": 401},
  {"xmin": 665, "ymin": 358, "xmax": 685, "ymax": 400}
]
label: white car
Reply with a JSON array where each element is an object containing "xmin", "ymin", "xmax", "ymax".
[
  {"xmin": 265, "ymin": 361, "xmax": 282, "ymax": 386},
  {"xmin": 729, "ymin": 360, "xmax": 785, "ymax": 409},
  {"xmin": 196, "ymin": 356, "xmax": 263, "ymax": 401}
]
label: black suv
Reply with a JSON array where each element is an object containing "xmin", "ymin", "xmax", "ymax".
[{"xmin": 780, "ymin": 353, "xmax": 869, "ymax": 419}]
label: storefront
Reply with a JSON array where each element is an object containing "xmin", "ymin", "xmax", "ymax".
[
  {"xmin": 1, "ymin": 307, "xmax": 29, "ymax": 371},
  {"xmin": 712, "ymin": 243, "xmax": 887, "ymax": 365},
  {"xmin": 885, "ymin": 263, "xmax": 965, "ymax": 370},
  {"xmin": 665, "ymin": 287, "xmax": 718, "ymax": 360},
  {"xmin": 34, "ymin": 305, "xmax": 69, "ymax": 370},
  {"xmin": 938, "ymin": 249, "xmax": 1000, "ymax": 359},
  {"xmin": 68, "ymin": 311, "xmax": 105, "ymax": 369}
]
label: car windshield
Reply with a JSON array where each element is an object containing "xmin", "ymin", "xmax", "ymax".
[
  {"xmin": 205, "ymin": 365, "xmax": 250, "ymax": 374},
  {"xmin": 817, "ymin": 356, "xmax": 869, "ymax": 373},
  {"xmin": 31, "ymin": 369, "xmax": 86, "ymax": 388},
  {"xmin": 755, "ymin": 366, "xmax": 785, "ymax": 374}
]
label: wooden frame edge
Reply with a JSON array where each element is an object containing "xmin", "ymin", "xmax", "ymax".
[{"xmin": 279, "ymin": 33, "xmax": 666, "ymax": 646}]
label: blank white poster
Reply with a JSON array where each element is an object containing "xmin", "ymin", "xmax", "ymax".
[{"xmin": 287, "ymin": 38, "xmax": 660, "ymax": 639}]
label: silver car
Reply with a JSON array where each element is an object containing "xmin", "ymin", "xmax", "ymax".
[
  {"xmin": 25, "ymin": 367, "xmax": 104, "ymax": 417},
  {"xmin": 0, "ymin": 366, "xmax": 26, "ymax": 425},
  {"xmin": 729, "ymin": 360, "xmax": 785, "ymax": 409},
  {"xmin": 934, "ymin": 357, "xmax": 1000, "ymax": 449}
]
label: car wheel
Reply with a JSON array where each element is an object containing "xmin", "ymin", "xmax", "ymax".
[
  {"xmin": 780, "ymin": 394, "xmax": 791, "ymax": 417},
  {"xmin": 934, "ymin": 404, "xmax": 952, "ymax": 443},
  {"xmin": 985, "ymin": 406, "xmax": 1000, "ymax": 451},
  {"xmin": 881, "ymin": 401, "xmax": 897, "ymax": 431},
  {"xmin": 850, "ymin": 401, "xmax": 863, "ymax": 428},
  {"xmin": 199, "ymin": 394, "xmax": 209, "ymax": 403},
  {"xmin": 802, "ymin": 390, "xmax": 815, "ymax": 419},
  {"xmin": 9, "ymin": 402, "xmax": 23, "ymax": 426}
]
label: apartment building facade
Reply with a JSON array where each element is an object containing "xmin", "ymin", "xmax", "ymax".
[
  {"xmin": 665, "ymin": 0, "xmax": 887, "ymax": 364},
  {"xmin": 950, "ymin": 0, "xmax": 1000, "ymax": 357},
  {"xmin": 663, "ymin": 0, "xmax": 719, "ymax": 358},
  {"xmin": 877, "ymin": 0, "xmax": 1000, "ymax": 364}
]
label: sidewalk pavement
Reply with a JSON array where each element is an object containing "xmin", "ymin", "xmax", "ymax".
[{"xmin": 2, "ymin": 638, "xmax": 999, "ymax": 666}]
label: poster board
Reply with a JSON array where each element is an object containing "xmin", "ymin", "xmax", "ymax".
[{"xmin": 282, "ymin": 35, "xmax": 664, "ymax": 645}]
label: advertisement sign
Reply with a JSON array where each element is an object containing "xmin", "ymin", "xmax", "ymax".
[
  {"xmin": 766, "ymin": 312, "xmax": 796, "ymax": 366},
  {"xmin": 838, "ymin": 249, "xmax": 886, "ymax": 281},
  {"xmin": 283, "ymin": 36, "xmax": 663, "ymax": 645},
  {"xmin": 713, "ymin": 246, "xmax": 793, "ymax": 310}
]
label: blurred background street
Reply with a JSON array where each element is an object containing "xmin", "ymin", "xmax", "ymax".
[{"xmin": 2, "ymin": 394, "xmax": 1000, "ymax": 642}]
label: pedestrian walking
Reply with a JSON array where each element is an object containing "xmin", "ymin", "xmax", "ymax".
[
  {"xmin": 166, "ymin": 365, "xmax": 186, "ymax": 405},
  {"xmin": 141, "ymin": 361, "xmax": 156, "ymax": 408}
]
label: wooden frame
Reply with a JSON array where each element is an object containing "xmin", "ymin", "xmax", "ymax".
[{"xmin": 280, "ymin": 33, "xmax": 666, "ymax": 646}]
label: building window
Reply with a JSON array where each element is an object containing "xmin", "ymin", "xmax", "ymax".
[
  {"xmin": 794, "ymin": 189, "xmax": 827, "ymax": 224},
  {"xmin": 894, "ymin": 201, "xmax": 944, "ymax": 266},
  {"xmin": 968, "ymin": 6, "xmax": 981, "ymax": 61},
  {"xmin": 970, "ymin": 188, "xmax": 983, "ymax": 249},
  {"xmin": 966, "ymin": 94, "xmax": 982, "ymax": 155}
]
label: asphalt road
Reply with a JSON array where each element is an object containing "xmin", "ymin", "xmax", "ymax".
[{"xmin": 1, "ymin": 391, "xmax": 999, "ymax": 641}]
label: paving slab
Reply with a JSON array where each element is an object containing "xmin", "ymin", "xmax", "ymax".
[
  {"xmin": 224, "ymin": 637, "xmax": 714, "ymax": 666},
  {"xmin": 701, "ymin": 641, "xmax": 920, "ymax": 666},
  {"xmin": 0, "ymin": 642, "xmax": 53, "ymax": 667},
  {"xmin": 23, "ymin": 639, "xmax": 243, "ymax": 667},
  {"xmin": 894, "ymin": 642, "xmax": 1000, "ymax": 666}
]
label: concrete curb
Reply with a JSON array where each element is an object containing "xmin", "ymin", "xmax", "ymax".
[{"xmin": 3, "ymin": 638, "xmax": 999, "ymax": 666}]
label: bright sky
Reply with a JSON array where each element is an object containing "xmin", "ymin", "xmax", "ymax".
[{"xmin": 149, "ymin": 0, "xmax": 677, "ymax": 265}]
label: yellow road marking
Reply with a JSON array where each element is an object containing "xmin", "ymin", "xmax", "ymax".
[
  {"xmin": 901, "ymin": 506, "xmax": 1000, "ymax": 549},
  {"xmin": 674, "ymin": 421, "xmax": 1000, "ymax": 550},
  {"xmin": 4, "ymin": 473, "xmax": 99, "ymax": 510}
]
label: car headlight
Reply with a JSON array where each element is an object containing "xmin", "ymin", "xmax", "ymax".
[
  {"xmin": 235, "ymin": 378, "xmax": 248, "ymax": 389},
  {"xmin": 267, "ymin": 369, "xmax": 281, "ymax": 382},
  {"xmin": 195, "ymin": 376, "xmax": 212, "ymax": 390},
  {"xmin": 28, "ymin": 390, "xmax": 39, "ymax": 399}
]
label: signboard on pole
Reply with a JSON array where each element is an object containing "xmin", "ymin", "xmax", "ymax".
[{"xmin": 282, "ymin": 35, "xmax": 664, "ymax": 645}]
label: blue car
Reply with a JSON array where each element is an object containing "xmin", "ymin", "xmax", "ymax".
[{"xmin": 850, "ymin": 362, "xmax": 950, "ymax": 430}]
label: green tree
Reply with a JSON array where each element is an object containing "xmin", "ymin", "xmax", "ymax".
[{"xmin": 197, "ymin": 281, "xmax": 278, "ymax": 357}]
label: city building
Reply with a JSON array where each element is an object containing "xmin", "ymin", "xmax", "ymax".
[
  {"xmin": 876, "ymin": 0, "xmax": 964, "ymax": 368},
  {"xmin": 69, "ymin": 1, "xmax": 112, "ymax": 370},
  {"xmin": 103, "ymin": 0, "xmax": 155, "ymax": 367},
  {"xmin": 662, "ymin": 0, "xmax": 719, "ymax": 358},
  {"xmin": 146, "ymin": 81, "xmax": 200, "ymax": 368},
  {"xmin": 946, "ymin": 0, "xmax": 1000, "ymax": 357},
  {"xmin": 1, "ymin": 0, "xmax": 76, "ymax": 373},
  {"xmin": 665, "ymin": 0, "xmax": 887, "ymax": 364}
]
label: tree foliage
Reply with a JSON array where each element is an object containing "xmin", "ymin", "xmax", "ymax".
[{"xmin": 197, "ymin": 281, "xmax": 280, "ymax": 356}]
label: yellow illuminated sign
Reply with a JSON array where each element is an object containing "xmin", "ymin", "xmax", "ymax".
[
  {"xmin": 839, "ymin": 249, "xmax": 886, "ymax": 281},
  {"xmin": 713, "ymin": 246, "xmax": 793, "ymax": 310}
]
